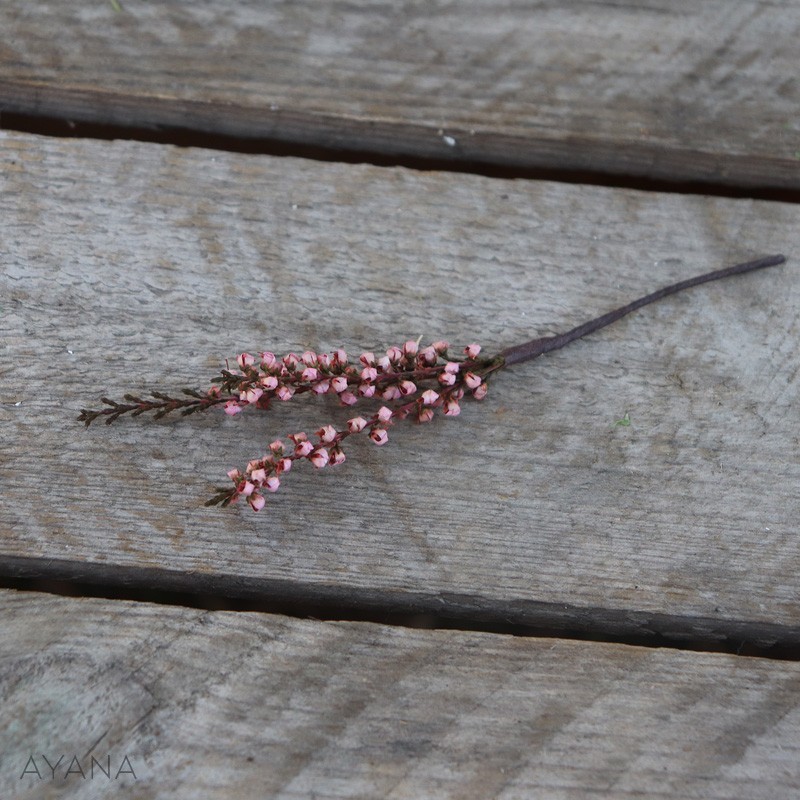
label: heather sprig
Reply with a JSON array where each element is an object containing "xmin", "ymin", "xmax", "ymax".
[{"xmin": 78, "ymin": 254, "xmax": 787, "ymax": 511}]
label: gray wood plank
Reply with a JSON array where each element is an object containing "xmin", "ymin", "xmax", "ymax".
[
  {"xmin": 1, "ymin": 130, "xmax": 799, "ymax": 643},
  {"xmin": 3, "ymin": 590, "xmax": 800, "ymax": 800},
  {"xmin": 1, "ymin": 1, "xmax": 799, "ymax": 188}
]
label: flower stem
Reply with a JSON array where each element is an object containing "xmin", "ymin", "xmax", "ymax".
[{"xmin": 499, "ymin": 254, "xmax": 786, "ymax": 367}]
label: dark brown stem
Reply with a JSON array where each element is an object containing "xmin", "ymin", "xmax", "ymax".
[{"xmin": 500, "ymin": 254, "xmax": 786, "ymax": 367}]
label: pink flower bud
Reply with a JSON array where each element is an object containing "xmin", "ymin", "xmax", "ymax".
[
  {"xmin": 421, "ymin": 389, "xmax": 439, "ymax": 405},
  {"xmin": 318, "ymin": 352, "xmax": 331, "ymax": 368},
  {"xmin": 370, "ymin": 428, "xmax": 389, "ymax": 446},
  {"xmin": 301, "ymin": 367, "xmax": 318, "ymax": 382},
  {"xmin": 418, "ymin": 407, "xmax": 434, "ymax": 423},
  {"xmin": 381, "ymin": 385, "xmax": 402, "ymax": 400},
  {"xmin": 294, "ymin": 441, "xmax": 314, "ymax": 458},
  {"xmin": 444, "ymin": 361, "xmax": 460, "ymax": 374},
  {"xmin": 283, "ymin": 353, "xmax": 300, "ymax": 369},
  {"xmin": 403, "ymin": 340, "xmax": 419, "ymax": 356},
  {"xmin": 360, "ymin": 366, "xmax": 378, "ymax": 382},
  {"xmin": 432, "ymin": 340, "xmax": 449, "ymax": 354},
  {"xmin": 330, "ymin": 448, "xmax": 346, "ymax": 466},
  {"xmin": 239, "ymin": 480, "xmax": 255, "ymax": 497},
  {"xmin": 248, "ymin": 493, "xmax": 266, "ymax": 512},
  {"xmin": 259, "ymin": 351, "xmax": 277, "ymax": 368},
  {"xmin": 276, "ymin": 385, "xmax": 295, "ymax": 401},
  {"xmin": 264, "ymin": 475, "xmax": 280, "ymax": 493},
  {"xmin": 347, "ymin": 416, "xmax": 368, "ymax": 433},
  {"xmin": 269, "ymin": 439, "xmax": 284, "ymax": 454},
  {"xmin": 260, "ymin": 375, "xmax": 279, "ymax": 390},
  {"xmin": 317, "ymin": 424, "xmax": 338, "ymax": 443},
  {"xmin": 399, "ymin": 380, "xmax": 417, "ymax": 395},
  {"xmin": 359, "ymin": 383, "xmax": 376, "ymax": 398},
  {"xmin": 438, "ymin": 372, "xmax": 456, "ymax": 386},
  {"xmin": 250, "ymin": 468, "xmax": 267, "ymax": 483},
  {"xmin": 376, "ymin": 355, "xmax": 391, "ymax": 371},
  {"xmin": 227, "ymin": 468, "xmax": 242, "ymax": 481},
  {"xmin": 244, "ymin": 387, "xmax": 264, "ymax": 404},
  {"xmin": 277, "ymin": 458, "xmax": 292, "ymax": 473},
  {"xmin": 419, "ymin": 346, "xmax": 437, "ymax": 365},
  {"xmin": 386, "ymin": 346, "xmax": 403, "ymax": 362},
  {"xmin": 311, "ymin": 380, "xmax": 330, "ymax": 394},
  {"xmin": 331, "ymin": 376, "xmax": 348, "ymax": 393},
  {"xmin": 377, "ymin": 406, "xmax": 393, "ymax": 422},
  {"xmin": 464, "ymin": 372, "xmax": 482, "ymax": 389},
  {"xmin": 464, "ymin": 344, "xmax": 481, "ymax": 359},
  {"xmin": 472, "ymin": 383, "xmax": 488, "ymax": 400},
  {"xmin": 340, "ymin": 391, "xmax": 358, "ymax": 406},
  {"xmin": 359, "ymin": 352, "xmax": 375, "ymax": 367},
  {"xmin": 207, "ymin": 386, "xmax": 221, "ymax": 398},
  {"xmin": 334, "ymin": 349, "xmax": 348, "ymax": 365},
  {"xmin": 302, "ymin": 350, "xmax": 317, "ymax": 366},
  {"xmin": 237, "ymin": 353, "xmax": 255, "ymax": 369},
  {"xmin": 309, "ymin": 448, "xmax": 330, "ymax": 468},
  {"xmin": 224, "ymin": 400, "xmax": 243, "ymax": 415},
  {"xmin": 288, "ymin": 432, "xmax": 307, "ymax": 443},
  {"xmin": 443, "ymin": 399, "xmax": 461, "ymax": 416}
]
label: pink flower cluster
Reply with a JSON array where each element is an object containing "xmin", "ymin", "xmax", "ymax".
[
  {"xmin": 210, "ymin": 341, "xmax": 493, "ymax": 510},
  {"xmin": 212, "ymin": 340, "xmax": 487, "ymax": 417}
]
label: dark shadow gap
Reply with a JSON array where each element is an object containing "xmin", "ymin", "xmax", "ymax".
[
  {"xmin": 2, "ymin": 573, "xmax": 798, "ymax": 663},
  {"xmin": 3, "ymin": 111, "xmax": 800, "ymax": 204}
]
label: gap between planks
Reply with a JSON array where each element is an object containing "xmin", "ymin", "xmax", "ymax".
[
  {"xmin": 1, "ymin": 557, "xmax": 798, "ymax": 662},
  {"xmin": 2, "ymin": 109, "xmax": 800, "ymax": 207}
]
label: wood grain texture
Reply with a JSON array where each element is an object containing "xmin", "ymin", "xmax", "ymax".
[
  {"xmin": 1, "ymin": 130, "xmax": 799, "ymax": 642},
  {"xmin": 1, "ymin": 1, "xmax": 800, "ymax": 188},
  {"xmin": 3, "ymin": 590, "xmax": 800, "ymax": 800}
]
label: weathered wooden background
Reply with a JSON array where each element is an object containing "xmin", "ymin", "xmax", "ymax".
[{"xmin": 1, "ymin": 2, "xmax": 798, "ymax": 798}]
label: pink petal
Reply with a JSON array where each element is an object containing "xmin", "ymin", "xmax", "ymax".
[
  {"xmin": 340, "ymin": 391, "xmax": 358, "ymax": 406},
  {"xmin": 248, "ymin": 493, "xmax": 266, "ymax": 511},
  {"xmin": 237, "ymin": 353, "xmax": 255, "ymax": 369},
  {"xmin": 317, "ymin": 424, "xmax": 338, "ymax": 443},
  {"xmin": 309, "ymin": 448, "xmax": 330, "ymax": 468},
  {"xmin": 369, "ymin": 428, "xmax": 389, "ymax": 446},
  {"xmin": 377, "ymin": 406, "xmax": 393, "ymax": 422},
  {"xmin": 464, "ymin": 344, "xmax": 481, "ymax": 359},
  {"xmin": 464, "ymin": 372, "xmax": 482, "ymax": 389},
  {"xmin": 347, "ymin": 416, "xmax": 368, "ymax": 433},
  {"xmin": 250, "ymin": 468, "xmax": 267, "ymax": 483},
  {"xmin": 421, "ymin": 389, "xmax": 439, "ymax": 405},
  {"xmin": 295, "ymin": 441, "xmax": 314, "ymax": 457}
]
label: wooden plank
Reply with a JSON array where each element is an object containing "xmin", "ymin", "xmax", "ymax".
[
  {"xmin": 3, "ymin": 589, "xmax": 800, "ymax": 799},
  {"xmin": 1, "ymin": 130, "xmax": 799, "ymax": 643},
  {"xmin": 1, "ymin": 1, "xmax": 799, "ymax": 189}
]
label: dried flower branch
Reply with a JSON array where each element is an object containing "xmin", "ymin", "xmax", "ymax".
[{"xmin": 79, "ymin": 254, "xmax": 786, "ymax": 510}]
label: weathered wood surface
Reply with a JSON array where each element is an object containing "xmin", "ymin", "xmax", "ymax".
[
  {"xmin": 2, "ymin": 1, "xmax": 800, "ymax": 189},
  {"xmin": 1, "ymin": 130, "xmax": 799, "ymax": 643},
  {"xmin": 3, "ymin": 589, "xmax": 799, "ymax": 800}
]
